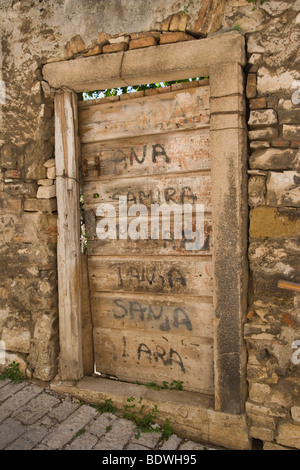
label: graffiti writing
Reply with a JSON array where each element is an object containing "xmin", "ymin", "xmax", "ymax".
[
  {"xmin": 137, "ymin": 343, "xmax": 186, "ymax": 373},
  {"xmin": 111, "ymin": 143, "xmax": 170, "ymax": 173},
  {"xmin": 116, "ymin": 265, "xmax": 186, "ymax": 291},
  {"xmin": 113, "ymin": 298, "xmax": 192, "ymax": 331},
  {"xmin": 112, "ymin": 186, "xmax": 197, "ymax": 206}
]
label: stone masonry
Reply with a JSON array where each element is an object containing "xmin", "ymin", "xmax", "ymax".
[{"xmin": 0, "ymin": 0, "xmax": 300, "ymax": 450}]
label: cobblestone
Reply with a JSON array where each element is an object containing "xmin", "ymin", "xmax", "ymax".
[{"xmin": 0, "ymin": 379, "xmax": 222, "ymax": 451}]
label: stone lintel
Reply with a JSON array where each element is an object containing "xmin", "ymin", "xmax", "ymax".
[{"xmin": 43, "ymin": 32, "xmax": 246, "ymax": 92}]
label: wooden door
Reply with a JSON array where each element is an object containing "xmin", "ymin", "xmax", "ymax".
[{"xmin": 79, "ymin": 82, "xmax": 214, "ymax": 394}]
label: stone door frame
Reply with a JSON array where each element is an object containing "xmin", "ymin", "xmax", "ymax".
[{"xmin": 43, "ymin": 31, "xmax": 248, "ymax": 414}]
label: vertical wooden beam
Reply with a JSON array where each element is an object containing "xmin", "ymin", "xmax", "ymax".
[{"xmin": 55, "ymin": 91, "xmax": 83, "ymax": 380}]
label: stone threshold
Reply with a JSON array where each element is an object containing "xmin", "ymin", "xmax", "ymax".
[{"xmin": 50, "ymin": 376, "xmax": 251, "ymax": 450}]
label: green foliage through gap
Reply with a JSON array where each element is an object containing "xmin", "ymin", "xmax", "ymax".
[{"xmin": 82, "ymin": 77, "xmax": 208, "ymax": 101}]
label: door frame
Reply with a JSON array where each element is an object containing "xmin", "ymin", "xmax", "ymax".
[{"xmin": 44, "ymin": 31, "xmax": 248, "ymax": 414}]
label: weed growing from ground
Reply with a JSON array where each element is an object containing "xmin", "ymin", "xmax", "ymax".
[
  {"xmin": 0, "ymin": 361, "xmax": 24, "ymax": 384},
  {"xmin": 93, "ymin": 395, "xmax": 174, "ymax": 440},
  {"xmin": 93, "ymin": 398, "xmax": 119, "ymax": 415}
]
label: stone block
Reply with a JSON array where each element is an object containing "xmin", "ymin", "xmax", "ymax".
[
  {"xmin": 129, "ymin": 36, "xmax": 157, "ymax": 50},
  {"xmin": 65, "ymin": 431, "xmax": 98, "ymax": 450},
  {"xmin": 44, "ymin": 158, "xmax": 55, "ymax": 168},
  {"xmin": 97, "ymin": 32, "xmax": 111, "ymax": 46},
  {"xmin": 248, "ymin": 175, "xmax": 266, "ymax": 206},
  {"xmin": 5, "ymin": 169, "xmax": 20, "ymax": 179},
  {"xmin": 40, "ymin": 405, "xmax": 97, "ymax": 450},
  {"xmin": 266, "ymin": 171, "xmax": 300, "ymax": 207},
  {"xmin": 160, "ymin": 434, "xmax": 182, "ymax": 450},
  {"xmin": 248, "ymin": 109, "xmax": 278, "ymax": 128},
  {"xmin": 250, "ymin": 97, "xmax": 267, "ymax": 109},
  {"xmin": 263, "ymin": 442, "xmax": 290, "ymax": 450},
  {"xmin": 64, "ymin": 41, "xmax": 72, "ymax": 58},
  {"xmin": 257, "ymin": 67, "xmax": 299, "ymax": 94},
  {"xmin": 291, "ymin": 140, "xmax": 300, "ymax": 148},
  {"xmin": 248, "ymin": 127, "xmax": 278, "ymax": 141},
  {"xmin": 250, "ymin": 426, "xmax": 274, "ymax": 442},
  {"xmin": 13, "ymin": 393, "xmax": 60, "ymax": 425},
  {"xmin": 0, "ymin": 143, "xmax": 20, "ymax": 169},
  {"xmin": 130, "ymin": 32, "xmax": 161, "ymax": 40},
  {"xmin": 210, "ymin": 114, "xmax": 246, "ymax": 131},
  {"xmin": 109, "ymin": 35, "xmax": 130, "ymax": 45},
  {"xmin": 247, "ymin": 412, "xmax": 276, "ymax": 430},
  {"xmin": 94, "ymin": 418, "xmax": 135, "ymax": 450},
  {"xmin": 169, "ymin": 13, "xmax": 188, "ymax": 32},
  {"xmin": 248, "ymin": 53, "xmax": 263, "ymax": 66},
  {"xmin": 0, "ymin": 197, "xmax": 22, "ymax": 213},
  {"xmin": 249, "ymin": 148, "xmax": 298, "ymax": 170},
  {"xmin": 103, "ymin": 42, "xmax": 129, "ymax": 54},
  {"xmin": 37, "ymin": 179, "xmax": 53, "ymax": 187},
  {"xmin": 283, "ymin": 124, "xmax": 300, "ymax": 141},
  {"xmin": 188, "ymin": 0, "xmax": 225, "ymax": 36},
  {"xmin": 160, "ymin": 17, "xmax": 171, "ymax": 31},
  {"xmin": 206, "ymin": 410, "xmax": 251, "ymax": 450},
  {"xmin": 277, "ymin": 423, "xmax": 300, "ymax": 449},
  {"xmin": 249, "ymin": 141, "xmax": 270, "ymax": 150},
  {"xmin": 249, "ymin": 236, "xmax": 300, "ymax": 283},
  {"xmin": 70, "ymin": 35, "xmax": 86, "ymax": 54},
  {"xmin": 291, "ymin": 406, "xmax": 300, "ymax": 423},
  {"xmin": 1, "ymin": 326, "xmax": 31, "ymax": 353},
  {"xmin": 270, "ymin": 389, "xmax": 292, "ymax": 408},
  {"xmin": 246, "ymin": 73, "xmax": 257, "ymax": 99},
  {"xmin": 37, "ymin": 184, "xmax": 56, "ymax": 199},
  {"xmin": 210, "ymin": 62, "xmax": 244, "ymax": 98},
  {"xmin": 24, "ymin": 198, "xmax": 57, "ymax": 213},
  {"xmin": 28, "ymin": 312, "xmax": 59, "ymax": 382},
  {"xmin": 0, "ymin": 418, "xmax": 27, "ymax": 450},
  {"xmin": 246, "ymin": 401, "xmax": 286, "ymax": 419},
  {"xmin": 159, "ymin": 32, "xmax": 194, "ymax": 44},
  {"xmin": 210, "ymin": 95, "xmax": 245, "ymax": 114},
  {"xmin": 249, "ymin": 383, "xmax": 271, "ymax": 403},
  {"xmin": 47, "ymin": 166, "xmax": 56, "ymax": 179},
  {"xmin": 5, "ymin": 423, "xmax": 49, "ymax": 450},
  {"xmin": 272, "ymin": 139, "xmax": 290, "ymax": 148},
  {"xmin": 278, "ymin": 100, "xmax": 300, "ymax": 124},
  {"xmin": 249, "ymin": 207, "xmax": 300, "ymax": 238},
  {"xmin": 43, "ymin": 52, "xmax": 127, "ymax": 92},
  {"xmin": 48, "ymin": 401, "xmax": 80, "ymax": 423},
  {"xmin": 82, "ymin": 45, "xmax": 102, "ymax": 57}
]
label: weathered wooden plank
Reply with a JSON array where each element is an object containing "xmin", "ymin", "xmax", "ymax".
[
  {"xmin": 91, "ymin": 292, "xmax": 214, "ymax": 339},
  {"xmin": 88, "ymin": 256, "xmax": 213, "ymax": 296},
  {"xmin": 79, "ymin": 86, "xmax": 210, "ymax": 143},
  {"xmin": 93, "ymin": 328, "xmax": 214, "ymax": 394},
  {"xmin": 86, "ymin": 214, "xmax": 213, "ymax": 256},
  {"xmin": 55, "ymin": 91, "xmax": 83, "ymax": 380},
  {"xmin": 80, "ymin": 129, "xmax": 210, "ymax": 180},
  {"xmin": 81, "ymin": 253, "xmax": 94, "ymax": 375},
  {"xmin": 81, "ymin": 173, "xmax": 212, "ymax": 212}
]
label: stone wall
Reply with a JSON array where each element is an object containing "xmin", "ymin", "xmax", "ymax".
[{"xmin": 0, "ymin": 0, "xmax": 300, "ymax": 450}]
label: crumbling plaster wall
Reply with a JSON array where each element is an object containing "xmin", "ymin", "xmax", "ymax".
[{"xmin": 0, "ymin": 0, "xmax": 300, "ymax": 449}]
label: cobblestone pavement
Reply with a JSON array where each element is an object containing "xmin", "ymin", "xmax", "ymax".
[{"xmin": 0, "ymin": 379, "xmax": 221, "ymax": 451}]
